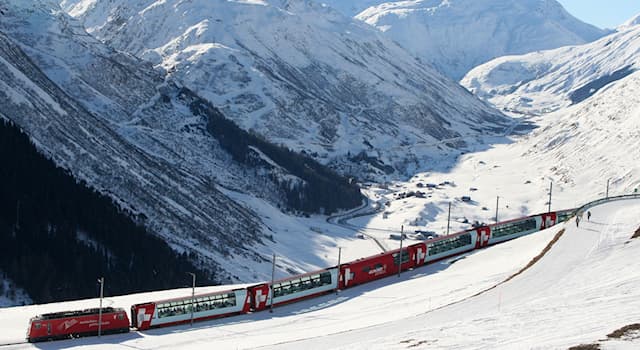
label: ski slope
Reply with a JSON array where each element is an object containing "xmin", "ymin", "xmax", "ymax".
[{"xmin": 1, "ymin": 198, "xmax": 639, "ymax": 349}]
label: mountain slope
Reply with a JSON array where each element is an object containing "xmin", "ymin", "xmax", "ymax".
[
  {"xmin": 619, "ymin": 13, "xmax": 640, "ymax": 31},
  {"xmin": 462, "ymin": 24, "xmax": 640, "ymax": 114},
  {"xmin": 0, "ymin": 0, "xmax": 361, "ymax": 285},
  {"xmin": 321, "ymin": 0, "xmax": 607, "ymax": 80},
  {"xmin": 0, "ymin": 119, "xmax": 213, "ymax": 304},
  {"xmin": 0, "ymin": 27, "xmax": 261, "ymax": 281},
  {"xmin": 62, "ymin": 0, "xmax": 510, "ymax": 179},
  {"xmin": 515, "ymin": 70, "xmax": 640, "ymax": 193}
]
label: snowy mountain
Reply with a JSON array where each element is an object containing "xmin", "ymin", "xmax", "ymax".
[
  {"xmin": 0, "ymin": 26, "xmax": 263, "ymax": 281},
  {"xmin": 0, "ymin": 0, "xmax": 365, "ymax": 286},
  {"xmin": 462, "ymin": 25, "xmax": 640, "ymax": 114},
  {"xmin": 316, "ymin": 0, "xmax": 385, "ymax": 17},
  {"xmin": 61, "ymin": 0, "xmax": 510, "ymax": 179},
  {"xmin": 618, "ymin": 13, "xmax": 640, "ymax": 31},
  {"xmin": 321, "ymin": 0, "xmax": 607, "ymax": 80}
]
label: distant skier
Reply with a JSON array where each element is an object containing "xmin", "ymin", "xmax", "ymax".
[
  {"xmin": 576, "ymin": 215, "xmax": 580, "ymax": 227},
  {"xmin": 587, "ymin": 211, "xmax": 591, "ymax": 221}
]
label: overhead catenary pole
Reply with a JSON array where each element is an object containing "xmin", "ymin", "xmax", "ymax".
[
  {"xmin": 270, "ymin": 253, "xmax": 276, "ymax": 313},
  {"xmin": 548, "ymin": 180, "xmax": 553, "ymax": 213},
  {"xmin": 606, "ymin": 178, "xmax": 610, "ymax": 198},
  {"xmin": 398, "ymin": 225, "xmax": 403, "ymax": 277},
  {"xmin": 98, "ymin": 277, "xmax": 104, "ymax": 338},
  {"xmin": 187, "ymin": 272, "xmax": 196, "ymax": 326},
  {"xmin": 495, "ymin": 196, "xmax": 499, "ymax": 223},
  {"xmin": 336, "ymin": 247, "xmax": 342, "ymax": 294},
  {"xmin": 446, "ymin": 202, "xmax": 451, "ymax": 235}
]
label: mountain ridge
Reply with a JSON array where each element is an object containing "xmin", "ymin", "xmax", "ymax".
[
  {"xmin": 63, "ymin": 0, "xmax": 510, "ymax": 179},
  {"xmin": 461, "ymin": 25, "xmax": 640, "ymax": 114},
  {"xmin": 320, "ymin": 0, "xmax": 608, "ymax": 80}
]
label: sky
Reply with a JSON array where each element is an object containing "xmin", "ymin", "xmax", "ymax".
[{"xmin": 558, "ymin": 0, "xmax": 640, "ymax": 29}]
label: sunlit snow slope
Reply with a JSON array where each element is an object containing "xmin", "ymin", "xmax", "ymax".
[
  {"xmin": 1, "ymin": 199, "xmax": 639, "ymax": 349},
  {"xmin": 345, "ymin": 0, "xmax": 606, "ymax": 80},
  {"xmin": 462, "ymin": 21, "xmax": 640, "ymax": 114}
]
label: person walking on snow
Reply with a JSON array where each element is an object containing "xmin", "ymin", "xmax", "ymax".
[
  {"xmin": 576, "ymin": 215, "xmax": 580, "ymax": 227},
  {"xmin": 587, "ymin": 211, "xmax": 591, "ymax": 221}
]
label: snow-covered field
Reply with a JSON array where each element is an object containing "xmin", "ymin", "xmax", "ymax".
[{"xmin": 1, "ymin": 198, "xmax": 638, "ymax": 349}]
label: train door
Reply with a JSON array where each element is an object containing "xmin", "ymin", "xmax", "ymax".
[
  {"xmin": 339, "ymin": 265, "xmax": 354, "ymax": 289},
  {"xmin": 47, "ymin": 322, "xmax": 51, "ymax": 336},
  {"xmin": 131, "ymin": 303, "xmax": 155, "ymax": 330},
  {"xmin": 414, "ymin": 244, "xmax": 426, "ymax": 266},
  {"xmin": 249, "ymin": 284, "xmax": 270, "ymax": 311},
  {"xmin": 540, "ymin": 212, "xmax": 556, "ymax": 230},
  {"xmin": 475, "ymin": 227, "xmax": 491, "ymax": 248}
]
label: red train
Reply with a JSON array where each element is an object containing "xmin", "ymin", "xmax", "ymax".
[
  {"xmin": 27, "ymin": 307, "xmax": 129, "ymax": 342},
  {"xmin": 128, "ymin": 210, "xmax": 571, "ymax": 330},
  {"xmin": 29, "ymin": 209, "xmax": 574, "ymax": 340},
  {"xmin": 132, "ymin": 288, "xmax": 251, "ymax": 330}
]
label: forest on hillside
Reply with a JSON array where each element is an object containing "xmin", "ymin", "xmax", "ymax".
[
  {"xmin": 182, "ymin": 88, "xmax": 363, "ymax": 214},
  {"xmin": 0, "ymin": 119, "xmax": 214, "ymax": 304}
]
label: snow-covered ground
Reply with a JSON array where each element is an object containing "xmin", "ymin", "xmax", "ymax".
[
  {"xmin": 1, "ymin": 198, "xmax": 638, "ymax": 349},
  {"xmin": 461, "ymin": 22, "xmax": 640, "ymax": 114}
]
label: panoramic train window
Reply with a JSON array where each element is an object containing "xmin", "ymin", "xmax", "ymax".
[
  {"xmin": 557, "ymin": 211, "xmax": 573, "ymax": 223},
  {"xmin": 427, "ymin": 233, "xmax": 472, "ymax": 256},
  {"xmin": 273, "ymin": 271, "xmax": 333, "ymax": 298},
  {"xmin": 392, "ymin": 249, "xmax": 410, "ymax": 265},
  {"xmin": 492, "ymin": 218, "xmax": 536, "ymax": 238},
  {"xmin": 156, "ymin": 292, "xmax": 237, "ymax": 318}
]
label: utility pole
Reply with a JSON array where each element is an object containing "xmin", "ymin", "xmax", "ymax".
[
  {"xmin": 187, "ymin": 272, "xmax": 195, "ymax": 326},
  {"xmin": 269, "ymin": 253, "xmax": 276, "ymax": 313},
  {"xmin": 606, "ymin": 178, "xmax": 610, "ymax": 198},
  {"xmin": 548, "ymin": 180, "xmax": 553, "ymax": 213},
  {"xmin": 336, "ymin": 247, "xmax": 341, "ymax": 294},
  {"xmin": 446, "ymin": 202, "xmax": 451, "ymax": 235},
  {"xmin": 495, "ymin": 196, "xmax": 499, "ymax": 223},
  {"xmin": 98, "ymin": 277, "xmax": 104, "ymax": 338},
  {"xmin": 398, "ymin": 225, "xmax": 403, "ymax": 277}
]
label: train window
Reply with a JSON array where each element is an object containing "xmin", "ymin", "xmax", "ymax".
[
  {"xmin": 320, "ymin": 271, "xmax": 332, "ymax": 285},
  {"xmin": 492, "ymin": 219, "xmax": 536, "ymax": 238},
  {"xmin": 427, "ymin": 233, "xmax": 472, "ymax": 256},
  {"xmin": 118, "ymin": 314, "xmax": 124, "ymax": 320},
  {"xmin": 393, "ymin": 249, "xmax": 410, "ymax": 266},
  {"xmin": 362, "ymin": 266, "xmax": 370, "ymax": 272},
  {"xmin": 35, "ymin": 323, "xmax": 41, "ymax": 329}
]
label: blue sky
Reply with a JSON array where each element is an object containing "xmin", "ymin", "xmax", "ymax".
[{"xmin": 558, "ymin": 0, "xmax": 640, "ymax": 29}]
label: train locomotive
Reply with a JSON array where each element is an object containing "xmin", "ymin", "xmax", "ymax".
[
  {"xmin": 27, "ymin": 307, "xmax": 129, "ymax": 342},
  {"xmin": 28, "ymin": 209, "xmax": 573, "ymax": 341}
]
